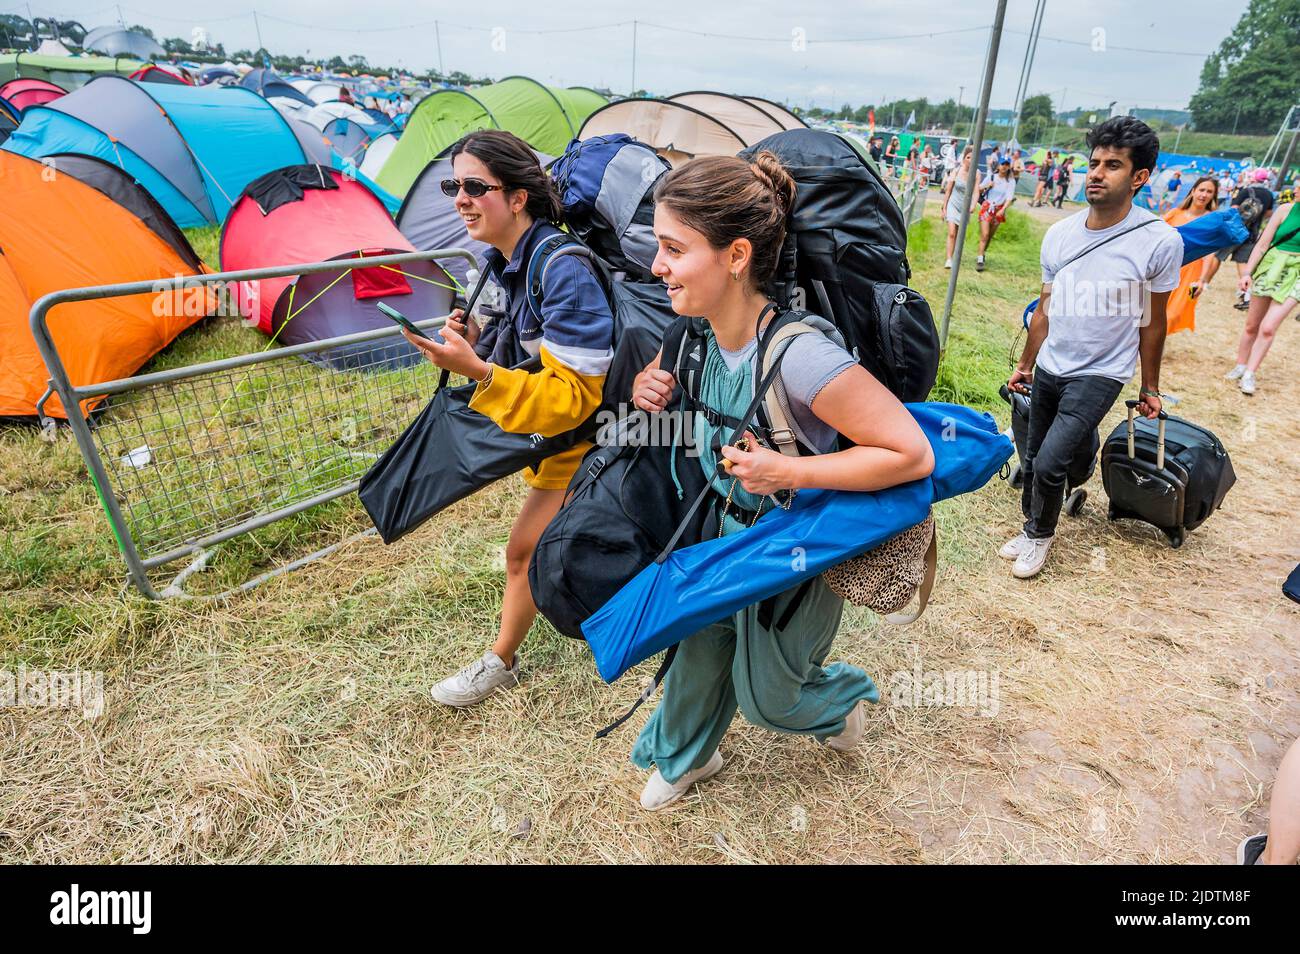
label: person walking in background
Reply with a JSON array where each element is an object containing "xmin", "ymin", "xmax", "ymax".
[
  {"xmin": 1033, "ymin": 150, "xmax": 1056, "ymax": 207},
  {"xmin": 1052, "ymin": 157, "xmax": 1074, "ymax": 208},
  {"xmin": 1159, "ymin": 169, "xmax": 1183, "ymax": 212},
  {"xmin": 1218, "ymin": 170, "xmax": 1234, "ymax": 203},
  {"xmin": 1204, "ymin": 167, "xmax": 1276, "ymax": 311},
  {"xmin": 919, "ymin": 143, "xmax": 935, "ymax": 185},
  {"xmin": 939, "ymin": 137, "xmax": 957, "ymax": 183},
  {"xmin": 975, "ymin": 157, "xmax": 1016, "ymax": 272},
  {"xmin": 1005, "ymin": 117, "xmax": 1181, "ymax": 580},
  {"xmin": 884, "ymin": 136, "xmax": 900, "ymax": 177},
  {"xmin": 942, "ymin": 144, "xmax": 982, "ymax": 269},
  {"xmin": 869, "ymin": 136, "xmax": 883, "ymax": 166},
  {"xmin": 1162, "ymin": 176, "xmax": 1219, "ymax": 335},
  {"xmin": 1226, "ymin": 195, "xmax": 1300, "ymax": 396}
]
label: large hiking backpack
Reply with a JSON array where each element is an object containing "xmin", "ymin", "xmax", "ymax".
[
  {"xmin": 549, "ymin": 134, "xmax": 670, "ymax": 281},
  {"xmin": 738, "ymin": 129, "xmax": 940, "ymax": 405}
]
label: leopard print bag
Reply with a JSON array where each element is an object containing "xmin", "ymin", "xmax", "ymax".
[
  {"xmin": 821, "ymin": 511, "xmax": 936, "ymax": 623},
  {"xmin": 754, "ymin": 321, "xmax": 937, "ymax": 625}
]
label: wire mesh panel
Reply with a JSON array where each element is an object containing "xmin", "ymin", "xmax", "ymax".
[
  {"xmin": 83, "ymin": 335, "xmax": 440, "ymax": 566},
  {"xmin": 29, "ymin": 248, "xmax": 477, "ymax": 598}
]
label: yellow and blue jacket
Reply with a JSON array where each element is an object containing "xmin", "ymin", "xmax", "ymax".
[{"xmin": 470, "ymin": 220, "xmax": 614, "ymax": 489}]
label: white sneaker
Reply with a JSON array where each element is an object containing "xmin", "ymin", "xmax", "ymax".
[
  {"xmin": 999, "ymin": 531, "xmax": 1031, "ymax": 560},
  {"xmin": 429, "ymin": 650, "xmax": 520, "ymax": 707},
  {"xmin": 1225, "ymin": 364, "xmax": 1247, "ymax": 381},
  {"xmin": 824, "ymin": 699, "xmax": 868, "ymax": 753},
  {"xmin": 639, "ymin": 750, "xmax": 724, "ymax": 811},
  {"xmin": 1012, "ymin": 534, "xmax": 1054, "ymax": 579},
  {"xmin": 944, "ymin": 258, "xmax": 953, "ymax": 269},
  {"xmin": 1239, "ymin": 371, "xmax": 1257, "ymax": 396}
]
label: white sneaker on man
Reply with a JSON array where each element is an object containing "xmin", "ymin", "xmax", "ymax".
[
  {"xmin": 639, "ymin": 750, "xmax": 724, "ymax": 811},
  {"xmin": 1239, "ymin": 370, "xmax": 1257, "ymax": 395},
  {"xmin": 824, "ymin": 698, "xmax": 868, "ymax": 753},
  {"xmin": 1224, "ymin": 364, "xmax": 1247, "ymax": 381},
  {"xmin": 999, "ymin": 531, "xmax": 1031, "ymax": 560},
  {"xmin": 429, "ymin": 650, "xmax": 520, "ymax": 707},
  {"xmin": 1012, "ymin": 535, "xmax": 1054, "ymax": 579},
  {"xmin": 944, "ymin": 258, "xmax": 953, "ymax": 269}
]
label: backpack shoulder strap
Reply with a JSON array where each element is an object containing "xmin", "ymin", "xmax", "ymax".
[
  {"xmin": 524, "ymin": 234, "xmax": 593, "ymax": 325},
  {"xmin": 758, "ymin": 318, "xmax": 824, "ymax": 458}
]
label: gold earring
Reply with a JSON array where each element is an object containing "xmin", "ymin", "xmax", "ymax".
[{"xmin": 732, "ymin": 271, "xmax": 739, "ymax": 282}]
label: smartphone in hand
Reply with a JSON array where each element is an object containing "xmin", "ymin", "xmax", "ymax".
[{"xmin": 377, "ymin": 302, "xmax": 445, "ymax": 344}]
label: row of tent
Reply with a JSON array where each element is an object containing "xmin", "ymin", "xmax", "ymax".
[
  {"xmin": 2, "ymin": 77, "xmax": 815, "ymax": 420},
  {"xmin": 374, "ymin": 85, "xmax": 804, "ymax": 195}
]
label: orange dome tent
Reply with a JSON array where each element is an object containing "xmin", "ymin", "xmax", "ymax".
[{"xmin": 0, "ymin": 151, "xmax": 211, "ymax": 420}]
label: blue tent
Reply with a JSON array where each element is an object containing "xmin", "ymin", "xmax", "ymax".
[{"xmin": 2, "ymin": 76, "xmax": 306, "ymax": 226}]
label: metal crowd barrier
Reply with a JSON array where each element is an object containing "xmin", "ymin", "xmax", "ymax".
[{"xmin": 30, "ymin": 248, "xmax": 476, "ymax": 600}]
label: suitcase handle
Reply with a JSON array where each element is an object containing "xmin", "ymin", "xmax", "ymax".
[{"xmin": 1124, "ymin": 400, "xmax": 1167, "ymax": 470}]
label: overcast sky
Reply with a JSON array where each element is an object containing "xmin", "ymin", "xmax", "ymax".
[{"xmin": 46, "ymin": 1, "xmax": 1244, "ymax": 112}]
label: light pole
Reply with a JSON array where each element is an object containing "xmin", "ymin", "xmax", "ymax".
[{"xmin": 939, "ymin": 0, "xmax": 1010, "ymax": 349}]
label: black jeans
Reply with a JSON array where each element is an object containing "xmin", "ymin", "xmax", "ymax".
[{"xmin": 1021, "ymin": 366, "xmax": 1124, "ymax": 539}]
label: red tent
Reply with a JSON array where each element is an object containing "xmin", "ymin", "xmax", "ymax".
[
  {"xmin": 0, "ymin": 77, "xmax": 67, "ymax": 112},
  {"xmin": 219, "ymin": 165, "xmax": 457, "ymax": 371}
]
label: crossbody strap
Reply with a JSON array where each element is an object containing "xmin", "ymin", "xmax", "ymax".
[
  {"xmin": 1055, "ymin": 217, "xmax": 1159, "ymax": 275},
  {"xmin": 436, "ymin": 265, "xmax": 495, "ymax": 392}
]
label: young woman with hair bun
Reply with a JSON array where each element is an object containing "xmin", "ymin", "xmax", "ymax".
[{"xmin": 627, "ymin": 150, "xmax": 934, "ymax": 811}]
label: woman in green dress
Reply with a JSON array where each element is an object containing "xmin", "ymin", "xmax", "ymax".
[{"xmin": 626, "ymin": 151, "xmax": 934, "ymax": 811}]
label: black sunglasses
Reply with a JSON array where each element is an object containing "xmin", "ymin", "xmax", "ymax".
[{"xmin": 440, "ymin": 177, "xmax": 507, "ymax": 198}]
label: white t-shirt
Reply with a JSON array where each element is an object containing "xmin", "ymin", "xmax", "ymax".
[
  {"xmin": 1037, "ymin": 205, "xmax": 1184, "ymax": 383},
  {"xmin": 985, "ymin": 174, "xmax": 1016, "ymax": 207}
]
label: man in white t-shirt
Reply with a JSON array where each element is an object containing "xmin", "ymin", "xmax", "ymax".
[{"xmin": 1002, "ymin": 116, "xmax": 1184, "ymax": 579}]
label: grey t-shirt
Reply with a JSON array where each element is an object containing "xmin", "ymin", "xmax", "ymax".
[{"xmin": 716, "ymin": 330, "xmax": 856, "ymax": 453}]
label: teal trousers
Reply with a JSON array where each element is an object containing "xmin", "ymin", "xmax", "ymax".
[{"xmin": 631, "ymin": 529, "xmax": 878, "ymax": 783}]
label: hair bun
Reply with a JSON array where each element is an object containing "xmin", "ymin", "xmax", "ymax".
[{"xmin": 750, "ymin": 150, "xmax": 796, "ymax": 217}]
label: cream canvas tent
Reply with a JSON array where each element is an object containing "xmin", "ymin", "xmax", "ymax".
[
  {"xmin": 578, "ymin": 98, "xmax": 747, "ymax": 164},
  {"xmin": 666, "ymin": 92, "xmax": 787, "ymax": 145}
]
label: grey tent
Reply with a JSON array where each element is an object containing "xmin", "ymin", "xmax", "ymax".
[
  {"xmin": 395, "ymin": 154, "xmax": 491, "ymax": 289},
  {"xmin": 318, "ymin": 116, "xmax": 371, "ymax": 161},
  {"xmin": 286, "ymin": 118, "xmax": 334, "ymax": 164},
  {"xmin": 82, "ymin": 26, "xmax": 165, "ymax": 60}
]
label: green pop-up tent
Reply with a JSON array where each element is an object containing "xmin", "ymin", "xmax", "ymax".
[
  {"xmin": 375, "ymin": 76, "xmax": 606, "ymax": 196},
  {"xmin": 0, "ymin": 52, "xmax": 144, "ymax": 89}
]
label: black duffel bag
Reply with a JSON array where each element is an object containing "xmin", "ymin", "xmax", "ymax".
[
  {"xmin": 527, "ymin": 413, "xmax": 711, "ymax": 639},
  {"xmin": 358, "ymin": 356, "xmax": 593, "ymax": 544}
]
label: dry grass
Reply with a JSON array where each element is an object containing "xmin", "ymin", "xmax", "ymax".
[{"xmin": 1, "ymin": 199, "xmax": 1297, "ymax": 863}]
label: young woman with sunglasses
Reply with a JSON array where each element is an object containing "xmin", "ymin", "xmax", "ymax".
[
  {"xmin": 626, "ymin": 153, "xmax": 934, "ymax": 810},
  {"xmin": 400, "ymin": 130, "xmax": 614, "ymax": 707}
]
